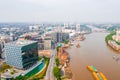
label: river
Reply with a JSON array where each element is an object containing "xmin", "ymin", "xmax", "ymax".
[{"xmin": 67, "ymin": 32, "xmax": 120, "ymax": 80}]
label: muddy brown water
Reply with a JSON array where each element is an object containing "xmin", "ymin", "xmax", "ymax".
[{"xmin": 67, "ymin": 32, "xmax": 120, "ymax": 80}]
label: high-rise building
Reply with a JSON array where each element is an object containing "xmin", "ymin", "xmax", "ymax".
[
  {"xmin": 56, "ymin": 32, "xmax": 69, "ymax": 43},
  {"xmin": 29, "ymin": 26, "xmax": 39, "ymax": 31},
  {"xmin": 64, "ymin": 23, "xmax": 68, "ymax": 28},
  {"xmin": 0, "ymin": 40, "xmax": 5, "ymax": 59},
  {"xmin": 44, "ymin": 36, "xmax": 52, "ymax": 50},
  {"xmin": 0, "ymin": 35, "xmax": 10, "ymax": 43},
  {"xmin": 57, "ymin": 26, "xmax": 63, "ymax": 43},
  {"xmin": 76, "ymin": 24, "xmax": 81, "ymax": 33},
  {"xmin": 0, "ymin": 41, "xmax": 2, "ymax": 58},
  {"xmin": 62, "ymin": 33, "xmax": 69, "ymax": 41},
  {"xmin": 4, "ymin": 40, "xmax": 38, "ymax": 69},
  {"xmin": 51, "ymin": 32, "xmax": 57, "ymax": 43},
  {"xmin": 29, "ymin": 26, "xmax": 33, "ymax": 31},
  {"xmin": 10, "ymin": 32, "xmax": 15, "ymax": 41},
  {"xmin": 57, "ymin": 32, "xmax": 63, "ymax": 43}
]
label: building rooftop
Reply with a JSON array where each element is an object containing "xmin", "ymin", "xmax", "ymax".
[
  {"xmin": 43, "ymin": 35, "xmax": 52, "ymax": 40},
  {"xmin": 5, "ymin": 40, "xmax": 37, "ymax": 46},
  {"xmin": 19, "ymin": 32, "xmax": 39, "ymax": 39}
]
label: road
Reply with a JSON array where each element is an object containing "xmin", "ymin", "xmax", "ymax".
[{"xmin": 44, "ymin": 49, "xmax": 56, "ymax": 80}]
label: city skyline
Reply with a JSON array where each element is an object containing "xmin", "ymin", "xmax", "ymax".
[
  {"xmin": 0, "ymin": 22, "xmax": 120, "ymax": 80},
  {"xmin": 0, "ymin": 0, "xmax": 120, "ymax": 23}
]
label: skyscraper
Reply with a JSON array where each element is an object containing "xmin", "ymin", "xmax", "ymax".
[
  {"xmin": 0, "ymin": 41, "xmax": 2, "ymax": 58},
  {"xmin": 0, "ymin": 40, "xmax": 4, "ymax": 59},
  {"xmin": 76, "ymin": 24, "xmax": 81, "ymax": 33}
]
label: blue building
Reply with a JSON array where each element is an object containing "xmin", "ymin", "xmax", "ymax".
[{"xmin": 4, "ymin": 40, "xmax": 38, "ymax": 69}]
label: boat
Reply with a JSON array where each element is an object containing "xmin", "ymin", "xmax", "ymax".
[
  {"xmin": 87, "ymin": 65, "xmax": 107, "ymax": 80},
  {"xmin": 76, "ymin": 44, "xmax": 80, "ymax": 48},
  {"xmin": 75, "ymin": 36, "xmax": 85, "ymax": 41},
  {"xmin": 87, "ymin": 65, "xmax": 98, "ymax": 72},
  {"xmin": 100, "ymin": 72, "xmax": 107, "ymax": 80},
  {"xmin": 92, "ymin": 72, "xmax": 103, "ymax": 80},
  {"xmin": 79, "ymin": 34, "xmax": 85, "ymax": 41}
]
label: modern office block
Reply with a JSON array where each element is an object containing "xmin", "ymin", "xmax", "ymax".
[
  {"xmin": 0, "ymin": 42, "xmax": 2, "ymax": 58},
  {"xmin": 44, "ymin": 36, "xmax": 52, "ymax": 50},
  {"xmin": 4, "ymin": 40, "xmax": 38, "ymax": 69}
]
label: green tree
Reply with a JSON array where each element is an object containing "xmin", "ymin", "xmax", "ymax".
[
  {"xmin": 1, "ymin": 62, "xmax": 12, "ymax": 73},
  {"xmin": 12, "ymin": 75, "xmax": 28, "ymax": 80},
  {"xmin": 31, "ymin": 77, "xmax": 40, "ymax": 80},
  {"xmin": 53, "ymin": 66, "xmax": 61, "ymax": 80},
  {"xmin": 63, "ymin": 40, "xmax": 68, "ymax": 44},
  {"xmin": 105, "ymin": 31, "xmax": 116, "ymax": 42},
  {"xmin": 55, "ymin": 57, "xmax": 59, "ymax": 66},
  {"xmin": 56, "ymin": 46, "xmax": 60, "ymax": 53}
]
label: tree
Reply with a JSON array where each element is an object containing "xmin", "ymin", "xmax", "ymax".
[
  {"xmin": 53, "ymin": 66, "xmax": 61, "ymax": 80},
  {"xmin": 1, "ymin": 62, "xmax": 12, "ymax": 73},
  {"xmin": 63, "ymin": 40, "xmax": 68, "ymax": 44},
  {"xmin": 55, "ymin": 57, "xmax": 59, "ymax": 66},
  {"xmin": 12, "ymin": 75, "xmax": 28, "ymax": 80},
  {"xmin": 56, "ymin": 46, "xmax": 60, "ymax": 53},
  {"xmin": 105, "ymin": 31, "xmax": 115, "ymax": 42}
]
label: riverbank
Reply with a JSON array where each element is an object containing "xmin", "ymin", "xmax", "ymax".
[
  {"xmin": 108, "ymin": 40, "xmax": 120, "ymax": 52},
  {"xmin": 66, "ymin": 33, "xmax": 120, "ymax": 80},
  {"xmin": 105, "ymin": 31, "xmax": 115, "ymax": 43},
  {"xmin": 105, "ymin": 31, "xmax": 120, "ymax": 51},
  {"xmin": 55, "ymin": 46, "xmax": 72, "ymax": 80}
]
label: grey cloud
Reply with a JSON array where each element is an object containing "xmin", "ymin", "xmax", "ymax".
[{"xmin": 0, "ymin": 0, "xmax": 120, "ymax": 23}]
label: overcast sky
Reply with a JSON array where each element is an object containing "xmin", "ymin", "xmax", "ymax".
[{"xmin": 0, "ymin": 0, "xmax": 120, "ymax": 23}]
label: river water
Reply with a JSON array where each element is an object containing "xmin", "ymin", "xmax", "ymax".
[{"xmin": 67, "ymin": 32, "xmax": 120, "ymax": 80}]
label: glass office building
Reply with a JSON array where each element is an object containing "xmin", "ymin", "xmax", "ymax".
[
  {"xmin": 4, "ymin": 40, "xmax": 38, "ymax": 69},
  {"xmin": 0, "ymin": 43, "xmax": 2, "ymax": 58}
]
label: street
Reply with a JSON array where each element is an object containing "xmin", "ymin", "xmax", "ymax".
[{"xmin": 44, "ymin": 50, "xmax": 56, "ymax": 80}]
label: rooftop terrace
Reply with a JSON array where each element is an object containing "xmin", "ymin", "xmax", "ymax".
[{"xmin": 5, "ymin": 40, "xmax": 37, "ymax": 46}]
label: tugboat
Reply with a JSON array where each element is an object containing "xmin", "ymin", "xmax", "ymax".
[
  {"xmin": 79, "ymin": 34, "xmax": 85, "ymax": 41},
  {"xmin": 76, "ymin": 44, "xmax": 80, "ymax": 48}
]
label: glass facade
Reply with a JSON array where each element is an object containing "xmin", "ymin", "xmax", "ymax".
[
  {"xmin": 57, "ymin": 32, "xmax": 69, "ymax": 42},
  {"xmin": 0, "ymin": 44, "xmax": 2, "ymax": 58},
  {"xmin": 4, "ymin": 41, "xmax": 38, "ymax": 69}
]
